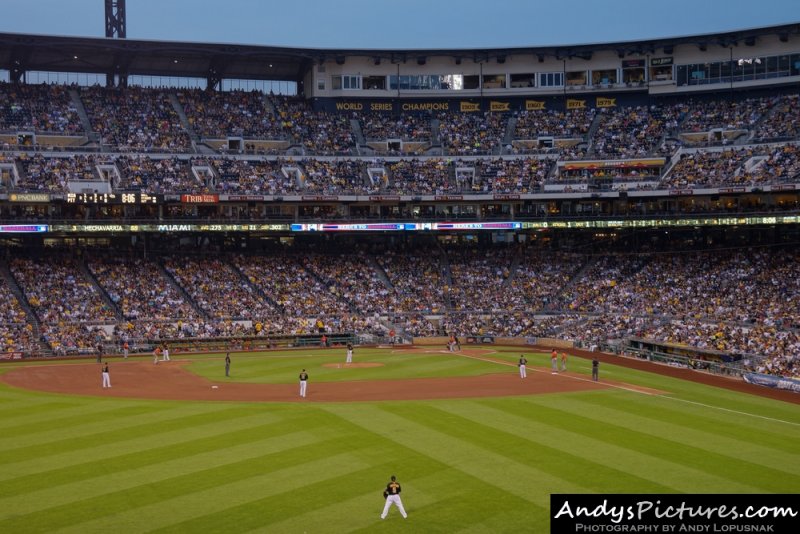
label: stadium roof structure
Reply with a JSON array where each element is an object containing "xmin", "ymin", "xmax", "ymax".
[{"xmin": 1, "ymin": 22, "xmax": 799, "ymax": 86}]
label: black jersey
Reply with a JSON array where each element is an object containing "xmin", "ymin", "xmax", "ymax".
[{"xmin": 386, "ymin": 481, "xmax": 401, "ymax": 495}]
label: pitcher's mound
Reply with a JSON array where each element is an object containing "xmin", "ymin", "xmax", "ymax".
[{"xmin": 322, "ymin": 362, "xmax": 384, "ymax": 368}]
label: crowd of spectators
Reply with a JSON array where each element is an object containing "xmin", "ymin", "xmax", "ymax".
[
  {"xmin": 231, "ymin": 254, "xmax": 346, "ymax": 316},
  {"xmin": 5, "ymin": 143, "xmax": 795, "ymax": 195},
  {"xmin": 299, "ymin": 158, "xmax": 371, "ymax": 194},
  {"xmin": 507, "ymin": 251, "xmax": 581, "ymax": 311},
  {"xmin": 10, "ymin": 257, "xmax": 116, "ymax": 324},
  {"xmin": 211, "ymin": 157, "xmax": 293, "ymax": 194},
  {"xmin": 753, "ymin": 94, "xmax": 800, "ymax": 141},
  {"xmin": 81, "ymin": 85, "xmax": 192, "ymax": 152},
  {"xmin": 116, "ymin": 155, "xmax": 203, "ymax": 193},
  {"xmin": 2, "ymin": 246, "xmax": 797, "ymax": 378},
  {"xmin": 660, "ymin": 147, "xmax": 757, "ymax": 189},
  {"xmin": 556, "ymin": 165, "xmax": 662, "ymax": 187},
  {"xmin": 514, "ymin": 108, "xmax": 595, "ymax": 140},
  {"xmin": 0, "ymin": 277, "xmax": 39, "ymax": 355},
  {"xmin": 385, "ymin": 158, "xmax": 456, "ymax": 194},
  {"xmin": 300, "ymin": 253, "xmax": 391, "ymax": 314},
  {"xmin": 472, "ymin": 157, "xmax": 555, "ymax": 193},
  {"xmin": 15, "ymin": 153, "xmax": 110, "ymax": 191},
  {"xmin": 178, "ymin": 88, "xmax": 286, "ymax": 139},
  {"xmin": 271, "ymin": 96, "xmax": 355, "ymax": 155},
  {"xmin": 659, "ymin": 144, "xmax": 800, "ymax": 189},
  {"xmin": 445, "ymin": 247, "xmax": 515, "ymax": 311},
  {"xmin": 360, "ymin": 113, "xmax": 431, "ymax": 141},
  {"xmin": 163, "ymin": 256, "xmax": 275, "ymax": 319},
  {"xmin": 677, "ymin": 97, "xmax": 771, "ymax": 134},
  {"xmin": 590, "ymin": 105, "xmax": 678, "ymax": 159},
  {"xmin": 440, "ymin": 312, "xmax": 538, "ymax": 338},
  {"xmin": 438, "ymin": 112, "xmax": 506, "ymax": 155},
  {"xmin": 737, "ymin": 143, "xmax": 800, "ymax": 185},
  {"xmin": 0, "ymin": 82, "xmax": 84, "ymax": 134},
  {"xmin": 375, "ymin": 248, "xmax": 447, "ymax": 313},
  {"xmin": 556, "ymin": 255, "xmax": 649, "ymax": 313},
  {"xmin": 2, "ymin": 122, "xmax": 799, "ymax": 196},
  {"xmin": 40, "ymin": 322, "xmax": 109, "ymax": 355},
  {"xmin": 88, "ymin": 257, "xmax": 200, "ymax": 321}
]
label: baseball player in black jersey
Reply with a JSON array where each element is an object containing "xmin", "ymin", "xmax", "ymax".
[
  {"xmin": 101, "ymin": 362, "xmax": 111, "ymax": 388},
  {"xmin": 299, "ymin": 369, "xmax": 308, "ymax": 397},
  {"xmin": 346, "ymin": 343, "xmax": 353, "ymax": 364},
  {"xmin": 380, "ymin": 475, "xmax": 408, "ymax": 519}
]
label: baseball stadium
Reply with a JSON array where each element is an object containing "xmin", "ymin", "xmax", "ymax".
[{"xmin": 0, "ymin": 3, "xmax": 799, "ymax": 532}]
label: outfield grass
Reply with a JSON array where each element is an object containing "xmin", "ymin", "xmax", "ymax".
[
  {"xmin": 0, "ymin": 347, "xmax": 798, "ymax": 533},
  {"xmin": 186, "ymin": 346, "xmax": 510, "ymax": 383}
]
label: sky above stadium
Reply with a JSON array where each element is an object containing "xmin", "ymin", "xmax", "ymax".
[{"xmin": 1, "ymin": 0, "xmax": 798, "ymax": 49}]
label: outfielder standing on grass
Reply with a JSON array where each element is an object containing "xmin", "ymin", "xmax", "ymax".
[
  {"xmin": 381, "ymin": 475, "xmax": 408, "ymax": 519},
  {"xmin": 518, "ymin": 354, "xmax": 527, "ymax": 378},
  {"xmin": 346, "ymin": 342, "xmax": 353, "ymax": 364},
  {"xmin": 225, "ymin": 353, "xmax": 231, "ymax": 377}
]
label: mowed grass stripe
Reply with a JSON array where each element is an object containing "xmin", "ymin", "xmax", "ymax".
[
  {"xmin": 382, "ymin": 403, "xmax": 672, "ymax": 494},
  {"xmin": 0, "ymin": 429, "xmax": 321, "ymax": 517},
  {"xmin": 437, "ymin": 398, "xmax": 708, "ymax": 493},
  {"xmin": 151, "ymin": 462, "xmax": 403, "ymax": 534},
  {"xmin": 515, "ymin": 395, "xmax": 798, "ymax": 492},
  {"xmin": 323, "ymin": 404, "xmax": 589, "ymax": 507},
  {"xmin": 0, "ymin": 403, "xmax": 173, "ymax": 444},
  {"xmin": 595, "ymin": 384, "xmax": 800, "ymax": 436},
  {"xmin": 0, "ymin": 405, "xmax": 283, "ymax": 481},
  {"xmin": 0, "ymin": 395, "xmax": 149, "ymax": 425},
  {"xmin": 188, "ymin": 350, "xmax": 500, "ymax": 383},
  {"xmin": 0, "ymin": 397, "xmax": 85, "ymax": 422},
  {"xmin": 247, "ymin": 460, "xmax": 537, "ymax": 533},
  {"xmin": 0, "ymin": 402, "xmax": 259, "ymax": 466},
  {"xmin": 585, "ymin": 393, "xmax": 800, "ymax": 455},
  {"xmin": 561, "ymin": 358, "xmax": 800, "ymax": 424},
  {"xmin": 532, "ymin": 393, "xmax": 800, "ymax": 474},
  {"xmin": 48, "ymin": 447, "xmax": 371, "ymax": 534},
  {"xmin": 0, "ymin": 411, "xmax": 314, "ymax": 500}
]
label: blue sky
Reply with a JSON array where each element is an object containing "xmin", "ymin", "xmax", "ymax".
[{"xmin": 1, "ymin": 0, "xmax": 798, "ymax": 49}]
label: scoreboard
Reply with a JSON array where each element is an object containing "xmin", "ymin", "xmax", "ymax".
[{"xmin": 65, "ymin": 193, "xmax": 160, "ymax": 204}]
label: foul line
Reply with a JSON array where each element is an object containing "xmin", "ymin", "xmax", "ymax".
[{"xmin": 451, "ymin": 350, "xmax": 800, "ymax": 427}]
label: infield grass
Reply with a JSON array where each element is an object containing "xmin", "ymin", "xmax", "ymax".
[{"xmin": 0, "ymin": 346, "xmax": 797, "ymax": 533}]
